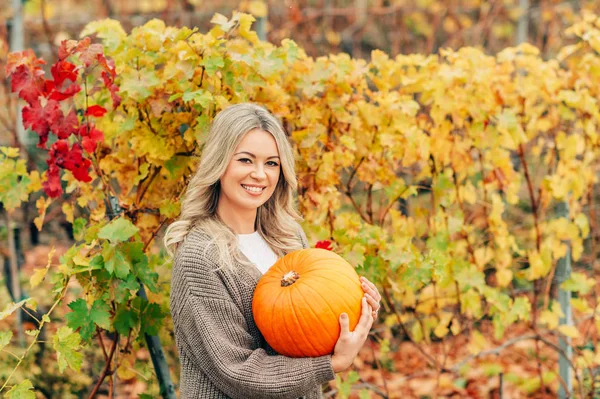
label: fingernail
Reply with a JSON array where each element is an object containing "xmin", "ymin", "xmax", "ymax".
[{"xmin": 341, "ymin": 313, "xmax": 347, "ymax": 320}]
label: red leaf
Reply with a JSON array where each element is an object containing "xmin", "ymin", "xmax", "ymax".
[
  {"xmin": 51, "ymin": 60, "xmax": 78, "ymax": 86},
  {"xmin": 22, "ymin": 99, "xmax": 62, "ymax": 148},
  {"xmin": 64, "ymin": 143, "xmax": 92, "ymax": 182},
  {"xmin": 80, "ymin": 124, "xmax": 104, "ymax": 153},
  {"xmin": 10, "ymin": 64, "xmax": 46, "ymax": 105},
  {"xmin": 102, "ymin": 71, "xmax": 121, "ymax": 108},
  {"xmin": 42, "ymin": 165, "xmax": 63, "ymax": 197},
  {"xmin": 49, "ymin": 141, "xmax": 92, "ymax": 183},
  {"xmin": 51, "ymin": 109, "xmax": 80, "ymax": 139},
  {"xmin": 6, "ymin": 51, "xmax": 47, "ymax": 105},
  {"xmin": 315, "ymin": 240, "xmax": 333, "ymax": 251},
  {"xmin": 85, "ymin": 105, "xmax": 107, "ymax": 117},
  {"xmin": 74, "ymin": 38, "xmax": 104, "ymax": 67},
  {"xmin": 47, "ymin": 81, "xmax": 81, "ymax": 101},
  {"xmin": 58, "ymin": 39, "xmax": 79, "ymax": 60}
]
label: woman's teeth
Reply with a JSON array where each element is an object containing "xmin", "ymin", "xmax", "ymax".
[{"xmin": 242, "ymin": 185, "xmax": 264, "ymax": 193}]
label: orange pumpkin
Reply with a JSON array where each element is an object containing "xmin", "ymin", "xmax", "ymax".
[{"xmin": 252, "ymin": 248, "xmax": 363, "ymax": 358}]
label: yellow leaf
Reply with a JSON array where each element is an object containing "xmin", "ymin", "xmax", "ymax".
[
  {"xmin": 557, "ymin": 325, "xmax": 579, "ymax": 339},
  {"xmin": 30, "ymin": 246, "xmax": 54, "ymax": 288},
  {"xmin": 496, "ymin": 268, "xmax": 513, "ymax": 288},
  {"xmin": 467, "ymin": 330, "xmax": 488, "ymax": 355},
  {"xmin": 34, "ymin": 197, "xmax": 52, "ymax": 231},
  {"xmin": 27, "ymin": 170, "xmax": 42, "ymax": 192},
  {"xmin": 527, "ymin": 249, "xmax": 551, "ymax": 281},
  {"xmin": 62, "ymin": 203, "xmax": 74, "ymax": 223},
  {"xmin": 29, "ymin": 267, "xmax": 48, "ymax": 288},
  {"xmin": 539, "ymin": 309, "xmax": 559, "ymax": 330},
  {"xmin": 247, "ymin": 1, "xmax": 268, "ymax": 18},
  {"xmin": 433, "ymin": 312, "xmax": 453, "ymax": 338},
  {"xmin": 1, "ymin": 147, "xmax": 20, "ymax": 157},
  {"xmin": 117, "ymin": 355, "xmax": 137, "ymax": 380},
  {"xmin": 450, "ymin": 318, "xmax": 461, "ymax": 335}
]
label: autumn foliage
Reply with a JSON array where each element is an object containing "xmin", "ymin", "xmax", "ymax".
[{"xmin": 3, "ymin": 10, "xmax": 600, "ymax": 398}]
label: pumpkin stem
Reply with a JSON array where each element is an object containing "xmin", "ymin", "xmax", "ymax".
[{"xmin": 281, "ymin": 271, "xmax": 300, "ymax": 287}]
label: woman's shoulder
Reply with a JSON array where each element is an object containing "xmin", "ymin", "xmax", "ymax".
[{"xmin": 173, "ymin": 226, "xmax": 220, "ymax": 273}]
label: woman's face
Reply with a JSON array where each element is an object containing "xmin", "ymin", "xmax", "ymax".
[{"xmin": 219, "ymin": 128, "xmax": 281, "ymax": 213}]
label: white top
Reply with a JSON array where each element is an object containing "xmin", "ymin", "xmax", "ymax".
[{"xmin": 237, "ymin": 231, "xmax": 279, "ymax": 274}]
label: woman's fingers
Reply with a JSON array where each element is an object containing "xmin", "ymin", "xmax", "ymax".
[
  {"xmin": 356, "ymin": 296, "xmax": 373, "ymax": 331},
  {"xmin": 339, "ymin": 312, "xmax": 350, "ymax": 335},
  {"xmin": 364, "ymin": 293, "xmax": 378, "ymax": 311},
  {"xmin": 360, "ymin": 277, "xmax": 382, "ymax": 301}
]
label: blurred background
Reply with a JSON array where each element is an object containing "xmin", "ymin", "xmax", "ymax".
[
  {"xmin": 3, "ymin": 0, "xmax": 600, "ymax": 146},
  {"xmin": 3, "ymin": 0, "xmax": 600, "ymax": 147}
]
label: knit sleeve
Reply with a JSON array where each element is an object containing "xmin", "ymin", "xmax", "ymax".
[
  {"xmin": 179, "ymin": 292, "xmax": 334, "ymax": 399},
  {"xmin": 298, "ymin": 225, "xmax": 310, "ymax": 249}
]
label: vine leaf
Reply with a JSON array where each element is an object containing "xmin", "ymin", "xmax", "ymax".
[
  {"xmin": 0, "ymin": 330, "xmax": 13, "ymax": 351},
  {"xmin": 65, "ymin": 299, "xmax": 111, "ymax": 341},
  {"xmin": 4, "ymin": 379, "xmax": 36, "ymax": 399},
  {"xmin": 52, "ymin": 327, "xmax": 83, "ymax": 373},
  {"xmin": 113, "ymin": 308, "xmax": 138, "ymax": 335},
  {"xmin": 98, "ymin": 217, "xmax": 139, "ymax": 243}
]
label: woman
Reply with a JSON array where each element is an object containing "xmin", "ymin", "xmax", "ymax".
[{"xmin": 165, "ymin": 103, "xmax": 382, "ymax": 399}]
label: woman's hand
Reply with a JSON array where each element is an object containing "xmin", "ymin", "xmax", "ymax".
[
  {"xmin": 330, "ymin": 295, "xmax": 374, "ymax": 373},
  {"xmin": 360, "ymin": 276, "xmax": 382, "ymax": 320}
]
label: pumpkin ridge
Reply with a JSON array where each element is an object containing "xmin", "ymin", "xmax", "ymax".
[
  {"xmin": 307, "ymin": 277, "xmax": 361, "ymax": 333},
  {"xmin": 311, "ymin": 269, "xmax": 360, "ymax": 288},
  {"xmin": 301, "ymin": 282, "xmax": 339, "ymax": 324},
  {"xmin": 286, "ymin": 288, "xmax": 322, "ymax": 356},
  {"xmin": 310, "ymin": 274, "xmax": 361, "ymax": 311},
  {"xmin": 280, "ymin": 288, "xmax": 309, "ymax": 357},
  {"xmin": 296, "ymin": 286, "xmax": 338, "ymax": 348},
  {"xmin": 264, "ymin": 286, "xmax": 288, "ymax": 355}
]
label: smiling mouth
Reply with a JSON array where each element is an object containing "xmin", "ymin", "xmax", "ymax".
[{"xmin": 241, "ymin": 184, "xmax": 266, "ymax": 193}]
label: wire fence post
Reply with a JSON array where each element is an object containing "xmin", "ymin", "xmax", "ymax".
[
  {"xmin": 256, "ymin": 5, "xmax": 267, "ymax": 42},
  {"xmin": 555, "ymin": 200, "xmax": 572, "ymax": 398}
]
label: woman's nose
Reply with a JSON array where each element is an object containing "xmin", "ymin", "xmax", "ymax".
[{"xmin": 251, "ymin": 165, "xmax": 267, "ymax": 179}]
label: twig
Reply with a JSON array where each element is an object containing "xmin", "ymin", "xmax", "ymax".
[
  {"xmin": 87, "ymin": 332, "xmax": 119, "ymax": 399},
  {"xmin": 0, "ymin": 283, "xmax": 69, "ymax": 392}
]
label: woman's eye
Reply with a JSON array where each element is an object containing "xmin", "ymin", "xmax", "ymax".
[
  {"xmin": 267, "ymin": 161, "xmax": 279, "ymax": 167},
  {"xmin": 238, "ymin": 158, "xmax": 252, "ymax": 164}
]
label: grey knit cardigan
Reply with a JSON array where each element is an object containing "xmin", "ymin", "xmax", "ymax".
[{"xmin": 170, "ymin": 226, "xmax": 336, "ymax": 398}]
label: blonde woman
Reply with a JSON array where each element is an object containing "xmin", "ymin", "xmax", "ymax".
[{"xmin": 165, "ymin": 103, "xmax": 382, "ymax": 399}]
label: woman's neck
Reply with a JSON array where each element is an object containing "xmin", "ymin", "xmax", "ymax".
[{"xmin": 216, "ymin": 205, "xmax": 257, "ymax": 234}]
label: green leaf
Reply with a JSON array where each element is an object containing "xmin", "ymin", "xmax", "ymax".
[
  {"xmin": 73, "ymin": 218, "xmax": 87, "ymax": 241},
  {"xmin": 66, "ymin": 299, "xmax": 111, "ymax": 340},
  {"xmin": 65, "ymin": 299, "xmax": 93, "ymax": 340},
  {"xmin": 90, "ymin": 300, "xmax": 112, "ymax": 330},
  {"xmin": 115, "ymin": 274, "xmax": 140, "ymax": 303},
  {"xmin": 53, "ymin": 327, "xmax": 83, "ymax": 373},
  {"xmin": 114, "ymin": 308, "xmax": 138, "ymax": 335},
  {"xmin": 102, "ymin": 244, "xmax": 131, "ymax": 279},
  {"xmin": 98, "ymin": 217, "xmax": 138, "ymax": 243},
  {"xmin": 561, "ymin": 272, "xmax": 595, "ymax": 294},
  {"xmin": 182, "ymin": 90, "xmax": 213, "ymax": 108},
  {"xmin": 4, "ymin": 379, "xmax": 35, "ymax": 399},
  {"xmin": 140, "ymin": 302, "xmax": 164, "ymax": 336},
  {"xmin": 113, "ymin": 249, "xmax": 132, "ymax": 279},
  {"xmin": 0, "ymin": 330, "xmax": 13, "ymax": 351},
  {"xmin": 122, "ymin": 242, "xmax": 145, "ymax": 264},
  {"xmin": 199, "ymin": 55, "xmax": 225, "ymax": 76}
]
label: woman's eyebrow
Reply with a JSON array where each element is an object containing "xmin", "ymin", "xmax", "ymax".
[{"xmin": 234, "ymin": 151, "xmax": 280, "ymax": 159}]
